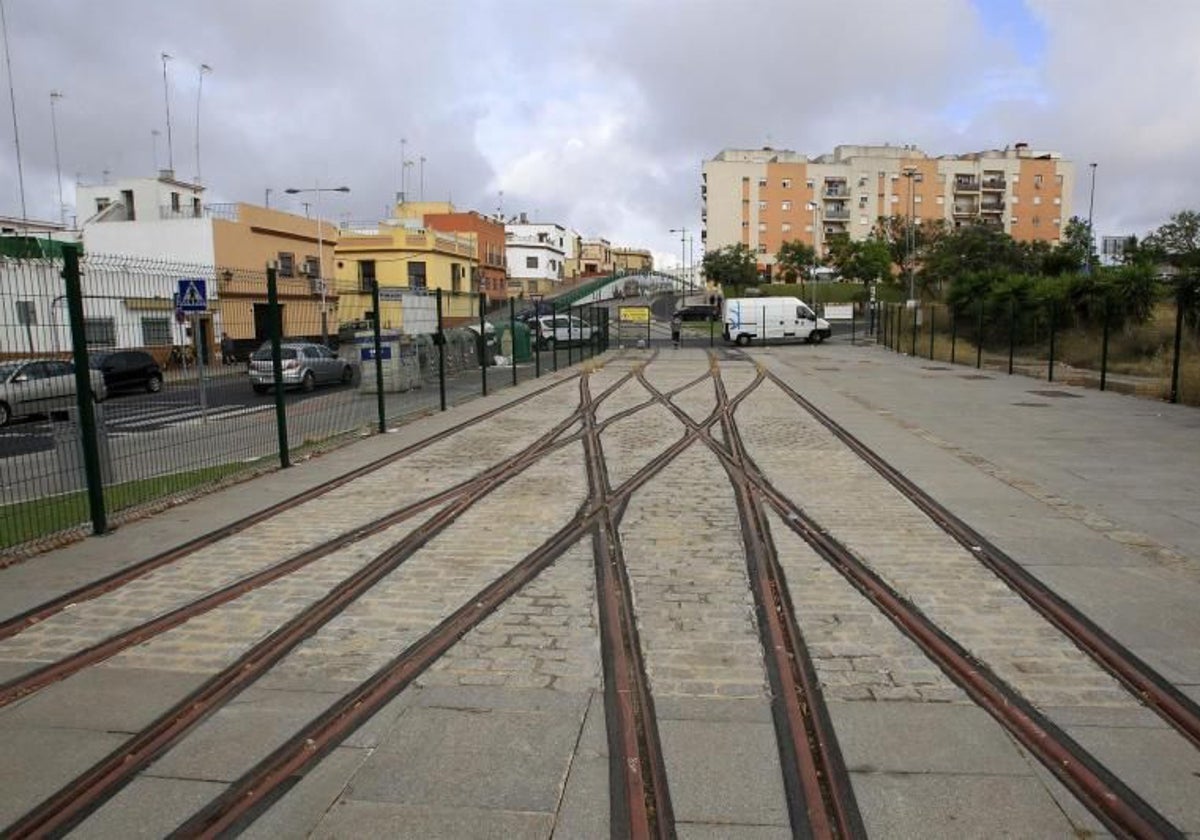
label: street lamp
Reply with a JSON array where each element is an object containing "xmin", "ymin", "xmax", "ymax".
[
  {"xmin": 901, "ymin": 166, "xmax": 920, "ymax": 304},
  {"xmin": 669, "ymin": 227, "xmax": 688, "ymax": 298},
  {"xmin": 49, "ymin": 91, "xmax": 65, "ymax": 226},
  {"xmin": 1085, "ymin": 162, "xmax": 1098, "ymax": 275},
  {"xmin": 284, "ymin": 184, "xmax": 351, "ymax": 345},
  {"xmin": 807, "ymin": 201, "xmax": 821, "ymax": 308}
]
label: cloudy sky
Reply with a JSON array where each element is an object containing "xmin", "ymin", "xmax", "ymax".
[{"xmin": 2, "ymin": 0, "xmax": 1198, "ymax": 267}]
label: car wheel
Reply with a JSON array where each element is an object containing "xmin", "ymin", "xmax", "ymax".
[
  {"xmin": 0, "ymin": 401, "xmax": 9, "ymax": 427},
  {"xmin": 341, "ymin": 365, "xmax": 353, "ymax": 384},
  {"xmin": 146, "ymin": 373, "xmax": 163, "ymax": 393},
  {"xmin": 735, "ymin": 334, "xmax": 751, "ymax": 347},
  {"xmin": 301, "ymin": 371, "xmax": 315, "ymax": 392},
  {"xmin": 252, "ymin": 384, "xmax": 269, "ymax": 395}
]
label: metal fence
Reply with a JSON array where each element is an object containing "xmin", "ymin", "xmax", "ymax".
[
  {"xmin": 0, "ymin": 248, "xmax": 610, "ymax": 558},
  {"xmin": 876, "ymin": 295, "xmax": 1199, "ymax": 406}
]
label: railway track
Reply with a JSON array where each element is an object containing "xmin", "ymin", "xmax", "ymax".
[{"xmin": 0, "ymin": 349, "xmax": 1194, "ymax": 837}]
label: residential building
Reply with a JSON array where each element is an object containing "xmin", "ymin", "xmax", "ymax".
[
  {"xmin": 75, "ymin": 171, "xmax": 338, "ymax": 354},
  {"xmin": 561, "ymin": 229, "xmax": 583, "ymax": 281},
  {"xmin": 420, "ymin": 205, "xmax": 508, "ymax": 301},
  {"xmin": 505, "ymin": 219, "xmax": 569, "ymax": 297},
  {"xmin": 333, "ymin": 220, "xmax": 479, "ymax": 331},
  {"xmin": 580, "ymin": 238, "xmax": 613, "ymax": 275},
  {"xmin": 701, "ymin": 143, "xmax": 1074, "ymax": 269},
  {"xmin": 612, "ymin": 247, "xmax": 653, "ymax": 273}
]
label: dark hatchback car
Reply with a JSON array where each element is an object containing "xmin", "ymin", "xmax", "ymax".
[
  {"xmin": 89, "ymin": 350, "xmax": 164, "ymax": 394},
  {"xmin": 674, "ymin": 304, "xmax": 718, "ymax": 322}
]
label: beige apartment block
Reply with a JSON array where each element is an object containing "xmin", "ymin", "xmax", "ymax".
[{"xmin": 701, "ymin": 143, "xmax": 1074, "ymax": 268}]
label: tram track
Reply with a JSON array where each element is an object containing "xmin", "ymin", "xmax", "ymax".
[{"xmin": 637, "ymin": 357, "xmax": 1181, "ymax": 838}]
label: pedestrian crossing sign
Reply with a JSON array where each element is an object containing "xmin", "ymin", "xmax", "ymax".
[{"xmin": 178, "ymin": 278, "xmax": 208, "ymax": 312}]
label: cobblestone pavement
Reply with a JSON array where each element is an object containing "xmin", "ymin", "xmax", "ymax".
[{"xmin": 2, "ymin": 347, "xmax": 1198, "ymax": 838}]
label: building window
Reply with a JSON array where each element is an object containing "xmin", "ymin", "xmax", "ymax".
[
  {"xmin": 758, "ymin": 201, "xmax": 767, "ymax": 210},
  {"xmin": 304, "ymin": 256, "xmax": 320, "ymax": 277},
  {"xmin": 758, "ymin": 178, "xmax": 767, "ymax": 188},
  {"xmin": 451, "ymin": 263, "xmax": 462, "ymax": 293},
  {"xmin": 95, "ymin": 197, "xmax": 111, "ymax": 213},
  {"xmin": 278, "ymin": 252, "xmax": 295, "ymax": 278},
  {"xmin": 408, "ymin": 261, "xmax": 427, "ymax": 289},
  {"xmin": 860, "ymin": 216, "xmax": 869, "ymax": 225},
  {"xmin": 805, "ymin": 179, "xmax": 814, "ymax": 189},
  {"xmin": 84, "ymin": 318, "xmax": 116, "ymax": 349},
  {"xmin": 1011, "ymin": 217, "xmax": 1019, "ymax": 224},
  {"xmin": 758, "ymin": 222, "xmax": 767, "ymax": 232},
  {"xmin": 1034, "ymin": 174, "xmax": 1043, "ymax": 188},
  {"xmin": 1056, "ymin": 175, "xmax": 1064, "ymax": 186},
  {"xmin": 936, "ymin": 196, "xmax": 945, "ymax": 204},
  {"xmin": 192, "ymin": 196, "xmax": 201, "ymax": 217},
  {"xmin": 781, "ymin": 178, "xmax": 791, "ymax": 189},
  {"xmin": 781, "ymin": 200, "xmax": 792, "ymax": 211},
  {"xmin": 891, "ymin": 195, "xmax": 899, "ymax": 204},
  {"xmin": 526, "ymin": 255, "xmax": 538, "ymax": 269},
  {"xmin": 1033, "ymin": 196, "xmax": 1042, "ymax": 205},
  {"xmin": 1053, "ymin": 197, "xmax": 1061, "ymax": 205},
  {"xmin": 914, "ymin": 195, "xmax": 923, "ymax": 203},
  {"xmin": 781, "ymin": 222, "xmax": 792, "ymax": 233},
  {"xmin": 141, "ymin": 317, "xmax": 172, "ymax": 346},
  {"xmin": 1011, "ymin": 196, "xmax": 1019, "ymax": 204},
  {"xmin": 359, "ymin": 260, "xmax": 376, "ymax": 291},
  {"xmin": 757, "ymin": 245, "xmax": 767, "ymax": 254},
  {"xmin": 170, "ymin": 192, "xmax": 181, "ymax": 212}
]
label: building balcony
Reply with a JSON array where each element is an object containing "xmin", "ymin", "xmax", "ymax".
[
  {"xmin": 824, "ymin": 207, "xmax": 851, "ymax": 221},
  {"xmin": 980, "ymin": 202, "xmax": 1005, "ymax": 213},
  {"xmin": 953, "ymin": 178, "xmax": 981, "ymax": 192},
  {"xmin": 823, "ymin": 184, "xmax": 850, "ymax": 197},
  {"xmin": 952, "ymin": 206, "xmax": 978, "ymax": 216},
  {"xmin": 981, "ymin": 178, "xmax": 1006, "ymax": 191}
]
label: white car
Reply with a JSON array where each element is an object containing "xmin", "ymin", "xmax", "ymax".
[
  {"xmin": 0, "ymin": 359, "xmax": 107, "ymax": 426},
  {"xmin": 532, "ymin": 315, "xmax": 593, "ymax": 349}
]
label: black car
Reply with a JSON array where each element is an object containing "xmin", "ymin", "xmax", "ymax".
[
  {"xmin": 90, "ymin": 350, "xmax": 164, "ymax": 394},
  {"xmin": 674, "ymin": 304, "xmax": 718, "ymax": 322}
]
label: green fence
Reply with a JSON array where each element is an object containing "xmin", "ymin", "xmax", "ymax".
[{"xmin": 0, "ymin": 250, "xmax": 610, "ymax": 558}]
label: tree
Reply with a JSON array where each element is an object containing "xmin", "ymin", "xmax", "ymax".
[
  {"xmin": 1144, "ymin": 210, "xmax": 1200, "ymax": 327},
  {"xmin": 827, "ymin": 236, "xmax": 891, "ymax": 288},
  {"xmin": 702, "ymin": 243, "xmax": 758, "ymax": 288},
  {"xmin": 921, "ymin": 223, "xmax": 1023, "ymax": 292},
  {"xmin": 872, "ymin": 215, "xmax": 949, "ymax": 270},
  {"xmin": 775, "ymin": 240, "xmax": 818, "ymax": 284}
]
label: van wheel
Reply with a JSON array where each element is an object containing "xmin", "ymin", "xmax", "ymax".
[
  {"xmin": 735, "ymin": 334, "xmax": 751, "ymax": 347},
  {"xmin": 0, "ymin": 401, "xmax": 9, "ymax": 427},
  {"xmin": 810, "ymin": 331, "xmax": 825, "ymax": 345}
]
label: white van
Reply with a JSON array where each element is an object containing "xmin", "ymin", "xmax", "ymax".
[{"xmin": 723, "ymin": 296, "xmax": 831, "ymax": 346}]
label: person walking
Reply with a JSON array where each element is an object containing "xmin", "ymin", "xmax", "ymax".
[
  {"xmin": 221, "ymin": 332, "xmax": 236, "ymax": 365},
  {"xmin": 671, "ymin": 312, "xmax": 682, "ymax": 349}
]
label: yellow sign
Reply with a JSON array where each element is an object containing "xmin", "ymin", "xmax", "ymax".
[{"xmin": 619, "ymin": 306, "xmax": 650, "ymax": 325}]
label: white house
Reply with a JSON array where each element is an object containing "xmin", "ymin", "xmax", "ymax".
[{"xmin": 505, "ymin": 219, "xmax": 569, "ymax": 297}]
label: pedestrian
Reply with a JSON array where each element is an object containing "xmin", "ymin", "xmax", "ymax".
[
  {"xmin": 221, "ymin": 332, "xmax": 235, "ymax": 365},
  {"xmin": 671, "ymin": 312, "xmax": 682, "ymax": 348}
]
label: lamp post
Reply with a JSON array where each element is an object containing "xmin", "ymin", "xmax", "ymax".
[
  {"xmin": 160, "ymin": 52, "xmax": 174, "ymax": 173},
  {"xmin": 902, "ymin": 166, "xmax": 919, "ymax": 304},
  {"xmin": 2, "ymin": 0, "xmax": 28, "ymax": 225},
  {"xmin": 669, "ymin": 227, "xmax": 687, "ymax": 299},
  {"xmin": 807, "ymin": 201, "xmax": 821, "ymax": 308},
  {"xmin": 49, "ymin": 91, "xmax": 64, "ymax": 226},
  {"xmin": 1085, "ymin": 162, "xmax": 1098, "ymax": 275},
  {"xmin": 284, "ymin": 184, "xmax": 351, "ymax": 346},
  {"xmin": 194, "ymin": 63, "xmax": 211, "ymax": 184}
]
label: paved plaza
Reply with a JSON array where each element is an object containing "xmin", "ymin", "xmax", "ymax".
[{"xmin": 1, "ymin": 341, "xmax": 1198, "ymax": 838}]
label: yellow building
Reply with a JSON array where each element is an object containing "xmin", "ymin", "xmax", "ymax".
[
  {"xmin": 333, "ymin": 222, "xmax": 480, "ymax": 331},
  {"xmin": 612, "ymin": 247, "xmax": 653, "ymax": 272}
]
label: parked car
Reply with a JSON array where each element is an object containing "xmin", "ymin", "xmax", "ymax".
[
  {"xmin": 0, "ymin": 358, "xmax": 107, "ymax": 426},
  {"xmin": 531, "ymin": 315, "xmax": 593, "ymax": 349},
  {"xmin": 674, "ymin": 304, "xmax": 718, "ymax": 322},
  {"xmin": 248, "ymin": 342, "xmax": 354, "ymax": 393},
  {"xmin": 89, "ymin": 350, "xmax": 163, "ymax": 394}
]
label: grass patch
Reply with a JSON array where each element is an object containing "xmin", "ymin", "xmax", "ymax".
[{"xmin": 0, "ymin": 460, "xmax": 264, "ymax": 551}]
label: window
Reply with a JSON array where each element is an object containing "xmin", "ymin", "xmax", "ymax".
[
  {"xmin": 1011, "ymin": 196, "xmax": 1019, "ymax": 204},
  {"xmin": 781, "ymin": 222, "xmax": 792, "ymax": 233},
  {"xmin": 192, "ymin": 196, "xmax": 201, "ymax": 217},
  {"xmin": 860, "ymin": 216, "xmax": 869, "ymax": 225},
  {"xmin": 781, "ymin": 179, "xmax": 791, "ymax": 189},
  {"xmin": 84, "ymin": 318, "xmax": 116, "ymax": 349},
  {"xmin": 1056, "ymin": 175, "xmax": 1064, "ymax": 186},
  {"xmin": 278, "ymin": 252, "xmax": 295, "ymax": 278},
  {"xmin": 1011, "ymin": 217, "xmax": 1019, "ymax": 224},
  {"xmin": 758, "ymin": 222, "xmax": 767, "ymax": 232},
  {"xmin": 121, "ymin": 190, "xmax": 135, "ymax": 220},
  {"xmin": 451, "ymin": 263, "xmax": 462, "ymax": 293},
  {"xmin": 304, "ymin": 256, "xmax": 321, "ymax": 277},
  {"xmin": 359, "ymin": 260, "xmax": 376, "ymax": 291},
  {"xmin": 936, "ymin": 196, "xmax": 945, "ymax": 204},
  {"xmin": 170, "ymin": 192, "xmax": 181, "ymax": 212},
  {"xmin": 891, "ymin": 195, "xmax": 899, "ymax": 204},
  {"xmin": 758, "ymin": 200, "xmax": 767, "ymax": 210},
  {"xmin": 95, "ymin": 197, "xmax": 111, "ymax": 212},
  {"xmin": 781, "ymin": 201, "xmax": 791, "ymax": 211},
  {"xmin": 1053, "ymin": 197, "xmax": 1061, "ymax": 205},
  {"xmin": 805, "ymin": 179, "xmax": 814, "ymax": 189},
  {"xmin": 526, "ymin": 255, "xmax": 538, "ymax": 269},
  {"xmin": 1033, "ymin": 216, "xmax": 1041, "ymax": 227},
  {"xmin": 758, "ymin": 178, "xmax": 767, "ymax": 188},
  {"xmin": 1053, "ymin": 217, "xmax": 1061, "ymax": 226},
  {"xmin": 408, "ymin": 261, "xmax": 427, "ymax": 289},
  {"xmin": 757, "ymin": 245, "xmax": 767, "ymax": 254},
  {"xmin": 1033, "ymin": 174, "xmax": 1043, "ymax": 188},
  {"xmin": 141, "ymin": 317, "xmax": 172, "ymax": 346},
  {"xmin": 914, "ymin": 195, "xmax": 923, "ymax": 203},
  {"xmin": 859, "ymin": 196, "xmax": 868, "ymax": 207},
  {"xmin": 1033, "ymin": 196, "xmax": 1042, "ymax": 205}
]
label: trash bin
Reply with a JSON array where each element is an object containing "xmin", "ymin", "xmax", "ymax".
[
  {"xmin": 468, "ymin": 323, "xmax": 498, "ymax": 367},
  {"xmin": 496, "ymin": 322, "xmax": 532, "ymax": 363}
]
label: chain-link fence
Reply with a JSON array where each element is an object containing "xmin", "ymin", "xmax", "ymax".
[
  {"xmin": 0, "ymin": 249, "xmax": 610, "ymax": 558},
  {"xmin": 877, "ymin": 295, "xmax": 1199, "ymax": 405}
]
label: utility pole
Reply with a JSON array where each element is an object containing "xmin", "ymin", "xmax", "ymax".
[
  {"xmin": 1, "ymin": 0, "xmax": 28, "ymax": 225},
  {"xmin": 1085, "ymin": 162, "xmax": 1098, "ymax": 275},
  {"xmin": 902, "ymin": 166, "xmax": 919, "ymax": 303},
  {"xmin": 50, "ymin": 91, "xmax": 65, "ymax": 225},
  {"xmin": 194, "ymin": 63, "xmax": 211, "ymax": 184},
  {"xmin": 161, "ymin": 52, "xmax": 174, "ymax": 172}
]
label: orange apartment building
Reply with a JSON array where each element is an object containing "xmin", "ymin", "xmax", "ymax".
[
  {"xmin": 423, "ymin": 208, "xmax": 508, "ymax": 300},
  {"xmin": 701, "ymin": 143, "xmax": 1074, "ymax": 271}
]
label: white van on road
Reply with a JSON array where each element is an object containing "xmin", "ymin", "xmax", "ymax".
[{"xmin": 723, "ymin": 296, "xmax": 831, "ymax": 346}]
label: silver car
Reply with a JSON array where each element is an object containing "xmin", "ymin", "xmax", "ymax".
[
  {"xmin": 0, "ymin": 358, "xmax": 107, "ymax": 426},
  {"xmin": 249, "ymin": 342, "xmax": 354, "ymax": 394}
]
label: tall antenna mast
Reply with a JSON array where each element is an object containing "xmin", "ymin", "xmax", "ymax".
[{"xmin": 160, "ymin": 52, "xmax": 174, "ymax": 173}]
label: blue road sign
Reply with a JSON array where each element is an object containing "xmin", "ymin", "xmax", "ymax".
[{"xmin": 178, "ymin": 278, "xmax": 208, "ymax": 312}]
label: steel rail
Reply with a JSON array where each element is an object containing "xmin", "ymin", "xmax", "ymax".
[
  {"xmin": 0, "ymin": 372, "xmax": 584, "ymax": 641},
  {"xmin": 765, "ymin": 369, "xmax": 1200, "ymax": 753},
  {"xmin": 640, "ymin": 364, "xmax": 863, "ymax": 839},
  {"xmin": 168, "ymin": 370, "xmax": 727, "ymax": 837},
  {"xmin": 580, "ymin": 374, "xmax": 674, "ymax": 839}
]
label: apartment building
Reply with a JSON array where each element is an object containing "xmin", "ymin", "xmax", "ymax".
[
  {"xmin": 580, "ymin": 238, "xmax": 613, "ymax": 275},
  {"xmin": 505, "ymin": 220, "xmax": 569, "ymax": 297},
  {"xmin": 612, "ymin": 247, "xmax": 653, "ymax": 273},
  {"xmin": 701, "ymin": 143, "xmax": 1074, "ymax": 269}
]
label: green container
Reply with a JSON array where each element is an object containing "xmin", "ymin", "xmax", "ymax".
[{"xmin": 496, "ymin": 322, "xmax": 532, "ymax": 363}]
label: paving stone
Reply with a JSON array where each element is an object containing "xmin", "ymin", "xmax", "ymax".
[
  {"xmin": 240, "ymin": 747, "xmax": 371, "ymax": 840},
  {"xmin": 311, "ymin": 800, "xmax": 553, "ymax": 840},
  {"xmin": 70, "ymin": 776, "xmax": 228, "ymax": 839},
  {"xmin": 0, "ymin": 727, "xmax": 129, "ymax": 826},
  {"xmin": 551, "ymin": 692, "xmax": 609, "ymax": 840}
]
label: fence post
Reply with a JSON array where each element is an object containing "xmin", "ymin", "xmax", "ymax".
[
  {"xmin": 479, "ymin": 292, "xmax": 488, "ymax": 397},
  {"xmin": 976, "ymin": 300, "xmax": 984, "ymax": 369},
  {"xmin": 1100, "ymin": 296, "xmax": 1110, "ymax": 392},
  {"xmin": 1169, "ymin": 285, "xmax": 1184, "ymax": 404},
  {"xmin": 533, "ymin": 310, "xmax": 541, "ymax": 378},
  {"xmin": 950, "ymin": 307, "xmax": 958, "ymax": 365},
  {"xmin": 928, "ymin": 306, "xmax": 936, "ymax": 359},
  {"xmin": 1047, "ymin": 302, "xmax": 1056, "ymax": 383},
  {"xmin": 436, "ymin": 289, "xmax": 447, "ymax": 410},
  {"xmin": 1007, "ymin": 298, "xmax": 1016, "ymax": 375},
  {"xmin": 267, "ymin": 264, "xmax": 290, "ymax": 468},
  {"xmin": 62, "ymin": 245, "xmax": 108, "ymax": 534},
  {"xmin": 851, "ymin": 306, "xmax": 856, "ymax": 345},
  {"xmin": 509, "ymin": 297, "xmax": 518, "ymax": 387},
  {"xmin": 372, "ymin": 280, "xmax": 385, "ymax": 433}
]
